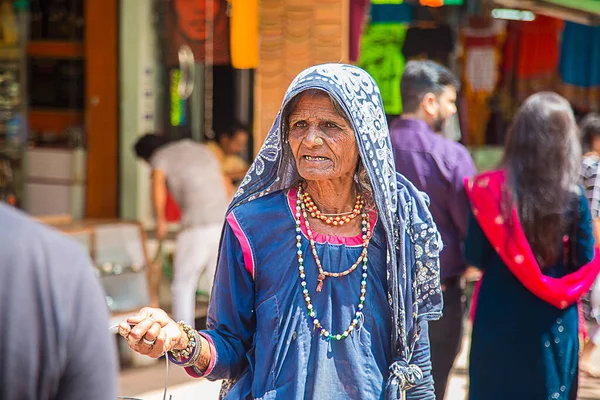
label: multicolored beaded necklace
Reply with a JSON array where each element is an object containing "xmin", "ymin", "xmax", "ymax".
[
  {"xmin": 302, "ymin": 190, "xmax": 364, "ymax": 226},
  {"xmin": 295, "ymin": 185, "xmax": 371, "ymax": 341}
]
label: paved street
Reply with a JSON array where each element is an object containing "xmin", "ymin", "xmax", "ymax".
[{"xmin": 119, "ymin": 332, "xmax": 600, "ymax": 399}]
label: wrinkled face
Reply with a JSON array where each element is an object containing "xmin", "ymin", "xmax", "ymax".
[{"xmin": 287, "ymin": 92, "xmax": 359, "ymax": 182}]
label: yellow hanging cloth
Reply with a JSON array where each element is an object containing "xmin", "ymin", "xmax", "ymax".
[{"xmin": 229, "ymin": 0, "xmax": 258, "ymax": 69}]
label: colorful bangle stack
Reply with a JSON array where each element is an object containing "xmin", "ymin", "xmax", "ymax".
[{"xmin": 167, "ymin": 321, "xmax": 202, "ymax": 367}]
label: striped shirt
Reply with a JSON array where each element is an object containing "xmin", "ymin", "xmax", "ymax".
[{"xmin": 581, "ymin": 154, "xmax": 600, "ymax": 219}]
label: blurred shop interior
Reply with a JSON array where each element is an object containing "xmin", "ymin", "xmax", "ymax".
[
  {"xmin": 0, "ymin": 0, "xmax": 597, "ymax": 220},
  {"xmin": 0, "ymin": 0, "xmax": 597, "ymax": 222},
  {"xmin": 0, "ymin": 0, "xmax": 598, "ymax": 332}
]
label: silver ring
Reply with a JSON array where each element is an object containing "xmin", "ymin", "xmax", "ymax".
[{"xmin": 143, "ymin": 337, "xmax": 156, "ymax": 345}]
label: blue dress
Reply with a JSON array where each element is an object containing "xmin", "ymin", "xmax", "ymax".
[
  {"xmin": 465, "ymin": 193, "xmax": 595, "ymax": 400},
  {"xmin": 196, "ymin": 190, "xmax": 434, "ymax": 399}
]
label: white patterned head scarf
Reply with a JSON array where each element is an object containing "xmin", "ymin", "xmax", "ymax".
[{"xmin": 229, "ymin": 64, "xmax": 442, "ymax": 396}]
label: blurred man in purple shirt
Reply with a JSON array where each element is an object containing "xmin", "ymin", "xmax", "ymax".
[{"xmin": 390, "ymin": 60, "xmax": 477, "ymax": 400}]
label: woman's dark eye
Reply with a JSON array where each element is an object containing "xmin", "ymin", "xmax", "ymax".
[
  {"xmin": 325, "ymin": 122, "xmax": 338, "ymax": 129},
  {"xmin": 293, "ymin": 121, "xmax": 307, "ymax": 128}
]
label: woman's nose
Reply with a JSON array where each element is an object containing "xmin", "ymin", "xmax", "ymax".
[{"xmin": 305, "ymin": 125, "xmax": 320, "ymax": 146}]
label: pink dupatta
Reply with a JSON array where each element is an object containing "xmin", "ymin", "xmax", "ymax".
[{"xmin": 466, "ymin": 170, "xmax": 600, "ymax": 320}]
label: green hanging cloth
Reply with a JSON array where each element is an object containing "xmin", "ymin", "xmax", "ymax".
[{"xmin": 359, "ymin": 23, "xmax": 408, "ymax": 115}]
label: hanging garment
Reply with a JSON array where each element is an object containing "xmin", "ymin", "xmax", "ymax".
[
  {"xmin": 370, "ymin": 2, "xmax": 413, "ymax": 24},
  {"xmin": 163, "ymin": 0, "xmax": 231, "ymax": 66},
  {"xmin": 460, "ymin": 19, "xmax": 506, "ymax": 146},
  {"xmin": 501, "ymin": 16, "xmax": 562, "ymax": 104},
  {"xmin": 349, "ymin": 0, "xmax": 370, "ymax": 62},
  {"xmin": 359, "ymin": 24, "xmax": 408, "ymax": 115},
  {"xmin": 229, "ymin": 0, "xmax": 258, "ymax": 69},
  {"xmin": 559, "ymin": 22, "xmax": 600, "ymax": 112}
]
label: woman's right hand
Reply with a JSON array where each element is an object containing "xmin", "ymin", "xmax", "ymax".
[{"xmin": 118, "ymin": 307, "xmax": 188, "ymax": 359}]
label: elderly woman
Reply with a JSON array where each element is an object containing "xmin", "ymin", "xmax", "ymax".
[{"xmin": 119, "ymin": 64, "xmax": 442, "ymax": 399}]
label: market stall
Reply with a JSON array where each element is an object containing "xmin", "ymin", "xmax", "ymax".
[{"xmin": 350, "ymin": 0, "xmax": 600, "ymax": 170}]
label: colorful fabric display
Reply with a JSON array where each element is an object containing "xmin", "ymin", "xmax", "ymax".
[
  {"xmin": 460, "ymin": 20, "xmax": 506, "ymax": 146},
  {"xmin": 501, "ymin": 16, "xmax": 563, "ymax": 103},
  {"xmin": 559, "ymin": 21, "xmax": 600, "ymax": 112},
  {"xmin": 359, "ymin": 24, "xmax": 408, "ymax": 115}
]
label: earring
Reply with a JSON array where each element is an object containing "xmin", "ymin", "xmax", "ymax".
[{"xmin": 315, "ymin": 137, "xmax": 324, "ymax": 146}]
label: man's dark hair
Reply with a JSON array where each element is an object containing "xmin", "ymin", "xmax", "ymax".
[
  {"xmin": 215, "ymin": 122, "xmax": 250, "ymax": 142},
  {"xmin": 400, "ymin": 60, "xmax": 460, "ymax": 113},
  {"xmin": 580, "ymin": 113, "xmax": 600, "ymax": 153},
  {"xmin": 133, "ymin": 134, "xmax": 169, "ymax": 161}
]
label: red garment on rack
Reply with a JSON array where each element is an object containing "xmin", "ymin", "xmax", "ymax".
[
  {"xmin": 349, "ymin": 0, "xmax": 369, "ymax": 62},
  {"xmin": 501, "ymin": 16, "xmax": 563, "ymax": 102}
]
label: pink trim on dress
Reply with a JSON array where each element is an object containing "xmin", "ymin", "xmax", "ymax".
[
  {"xmin": 184, "ymin": 332, "xmax": 217, "ymax": 378},
  {"xmin": 226, "ymin": 212, "xmax": 255, "ymax": 279},
  {"xmin": 286, "ymin": 187, "xmax": 378, "ymax": 247}
]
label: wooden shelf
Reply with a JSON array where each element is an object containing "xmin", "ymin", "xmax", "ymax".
[{"xmin": 26, "ymin": 41, "xmax": 84, "ymax": 59}]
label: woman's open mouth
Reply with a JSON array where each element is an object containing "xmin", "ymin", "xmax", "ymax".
[{"xmin": 303, "ymin": 155, "xmax": 329, "ymax": 161}]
